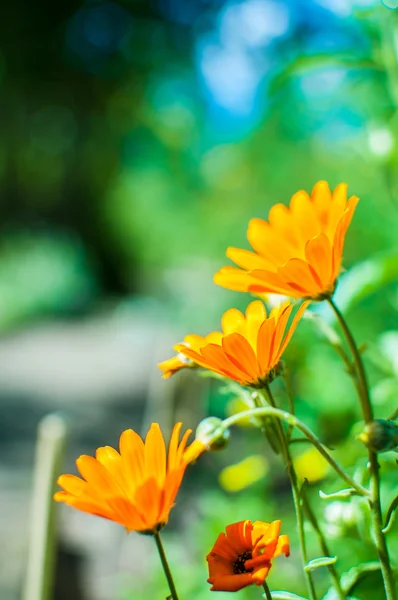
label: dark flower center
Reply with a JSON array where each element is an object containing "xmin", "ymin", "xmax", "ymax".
[{"xmin": 233, "ymin": 550, "xmax": 253, "ymax": 574}]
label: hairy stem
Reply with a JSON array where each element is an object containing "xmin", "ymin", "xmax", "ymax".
[
  {"xmin": 327, "ymin": 298, "xmax": 396, "ymax": 600},
  {"xmin": 262, "ymin": 386, "xmax": 317, "ymax": 600},
  {"xmin": 154, "ymin": 531, "xmax": 179, "ymax": 600},
  {"xmin": 262, "ymin": 580, "xmax": 273, "ymax": 600},
  {"xmin": 220, "ymin": 406, "xmax": 368, "ymax": 497},
  {"xmin": 301, "ymin": 491, "xmax": 346, "ymax": 600}
]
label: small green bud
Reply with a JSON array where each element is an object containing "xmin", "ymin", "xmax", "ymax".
[
  {"xmin": 195, "ymin": 417, "xmax": 230, "ymax": 451},
  {"xmin": 357, "ymin": 419, "xmax": 398, "ymax": 453}
]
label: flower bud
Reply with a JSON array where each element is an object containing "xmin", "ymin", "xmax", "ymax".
[
  {"xmin": 357, "ymin": 419, "xmax": 398, "ymax": 453},
  {"xmin": 195, "ymin": 417, "xmax": 230, "ymax": 451}
]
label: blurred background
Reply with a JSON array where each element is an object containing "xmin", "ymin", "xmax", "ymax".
[{"xmin": 1, "ymin": 0, "xmax": 398, "ymax": 598}]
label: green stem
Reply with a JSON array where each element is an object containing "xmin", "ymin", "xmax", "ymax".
[
  {"xmin": 263, "ymin": 580, "xmax": 273, "ymax": 600},
  {"xmin": 219, "ymin": 406, "xmax": 369, "ymax": 497},
  {"xmin": 301, "ymin": 491, "xmax": 346, "ymax": 600},
  {"xmin": 154, "ymin": 531, "xmax": 179, "ymax": 600},
  {"xmin": 327, "ymin": 298, "xmax": 396, "ymax": 600},
  {"xmin": 262, "ymin": 386, "xmax": 318, "ymax": 600}
]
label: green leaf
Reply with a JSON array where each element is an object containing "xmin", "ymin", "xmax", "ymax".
[
  {"xmin": 322, "ymin": 590, "xmax": 360, "ymax": 600},
  {"xmin": 266, "ymin": 593, "xmax": 309, "ymax": 600},
  {"xmin": 304, "ymin": 556, "xmax": 338, "ymax": 572},
  {"xmin": 319, "ymin": 488, "xmax": 361, "ymax": 500},
  {"xmin": 382, "ymin": 493, "xmax": 398, "ymax": 533},
  {"xmin": 340, "ymin": 562, "xmax": 382, "ymax": 594},
  {"xmin": 332, "ymin": 250, "xmax": 398, "ymax": 315}
]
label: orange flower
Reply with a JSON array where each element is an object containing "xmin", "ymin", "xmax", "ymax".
[
  {"xmin": 207, "ymin": 520, "xmax": 290, "ymax": 592},
  {"xmin": 159, "ymin": 300, "xmax": 309, "ymax": 386},
  {"xmin": 54, "ymin": 423, "xmax": 203, "ymax": 534},
  {"xmin": 158, "ymin": 350, "xmax": 195, "ymax": 379},
  {"xmin": 214, "ymin": 181, "xmax": 359, "ymax": 300}
]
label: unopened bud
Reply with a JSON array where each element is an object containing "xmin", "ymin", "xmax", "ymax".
[
  {"xmin": 195, "ymin": 417, "xmax": 230, "ymax": 451},
  {"xmin": 357, "ymin": 419, "xmax": 398, "ymax": 453}
]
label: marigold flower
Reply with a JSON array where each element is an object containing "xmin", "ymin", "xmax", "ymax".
[
  {"xmin": 207, "ymin": 519, "xmax": 290, "ymax": 591},
  {"xmin": 214, "ymin": 181, "xmax": 359, "ymax": 300},
  {"xmin": 160, "ymin": 300, "xmax": 309, "ymax": 386},
  {"xmin": 54, "ymin": 423, "xmax": 203, "ymax": 534},
  {"xmin": 158, "ymin": 349, "xmax": 195, "ymax": 379}
]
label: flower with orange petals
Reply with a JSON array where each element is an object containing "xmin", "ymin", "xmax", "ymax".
[
  {"xmin": 207, "ymin": 519, "xmax": 290, "ymax": 592},
  {"xmin": 159, "ymin": 300, "xmax": 309, "ymax": 387},
  {"xmin": 158, "ymin": 350, "xmax": 195, "ymax": 379},
  {"xmin": 54, "ymin": 423, "xmax": 203, "ymax": 534},
  {"xmin": 214, "ymin": 181, "xmax": 358, "ymax": 300}
]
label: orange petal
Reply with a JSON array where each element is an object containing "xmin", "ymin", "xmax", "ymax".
[
  {"xmin": 274, "ymin": 534, "xmax": 290, "ymax": 557},
  {"xmin": 270, "ymin": 303, "xmax": 294, "ymax": 365},
  {"xmin": 145, "ymin": 424, "xmax": 167, "ymax": 488},
  {"xmin": 158, "ymin": 356, "xmax": 187, "ymax": 378},
  {"xmin": 225, "ymin": 521, "xmax": 250, "ymax": 555},
  {"xmin": 208, "ymin": 573, "xmax": 253, "ymax": 592},
  {"xmin": 249, "ymin": 269, "xmax": 301, "ymax": 296},
  {"xmin": 95, "ymin": 446, "xmax": 125, "ymax": 487},
  {"xmin": 251, "ymin": 564, "xmax": 272, "ymax": 585},
  {"xmin": 289, "ymin": 190, "xmax": 322, "ymax": 242},
  {"xmin": 199, "ymin": 344, "xmax": 249, "ymax": 382},
  {"xmin": 305, "ymin": 233, "xmax": 333, "ymax": 288},
  {"xmin": 256, "ymin": 316, "xmax": 277, "ymax": 374},
  {"xmin": 76, "ymin": 455, "xmax": 118, "ymax": 494},
  {"xmin": 167, "ymin": 422, "xmax": 183, "ymax": 472},
  {"xmin": 134, "ymin": 477, "xmax": 162, "ymax": 529},
  {"xmin": 56, "ymin": 474, "xmax": 87, "ymax": 496},
  {"xmin": 214, "ymin": 266, "xmax": 259, "ymax": 292},
  {"xmin": 210, "ymin": 533, "xmax": 238, "ymax": 561},
  {"xmin": 226, "ymin": 247, "xmax": 275, "ymax": 270},
  {"xmin": 222, "ymin": 333, "xmax": 260, "ymax": 382},
  {"xmin": 277, "ymin": 258, "xmax": 321, "ymax": 296},
  {"xmin": 119, "ymin": 429, "xmax": 145, "ymax": 492},
  {"xmin": 278, "ymin": 300, "xmax": 310, "ymax": 358}
]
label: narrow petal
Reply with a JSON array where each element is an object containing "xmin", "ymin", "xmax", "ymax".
[
  {"xmin": 167, "ymin": 422, "xmax": 183, "ymax": 473},
  {"xmin": 304, "ymin": 233, "xmax": 333, "ymax": 288},
  {"xmin": 256, "ymin": 317, "xmax": 277, "ymax": 374},
  {"xmin": 214, "ymin": 266, "xmax": 260, "ymax": 292},
  {"xmin": 119, "ymin": 429, "xmax": 145, "ymax": 493},
  {"xmin": 270, "ymin": 304, "xmax": 294, "ymax": 365},
  {"xmin": 145, "ymin": 424, "xmax": 167, "ymax": 488},
  {"xmin": 226, "ymin": 247, "xmax": 274, "ymax": 270},
  {"xmin": 289, "ymin": 190, "xmax": 322, "ymax": 242},
  {"xmin": 199, "ymin": 344, "xmax": 250, "ymax": 382},
  {"xmin": 134, "ymin": 477, "xmax": 162, "ymax": 530},
  {"xmin": 221, "ymin": 308, "xmax": 245, "ymax": 335},
  {"xmin": 76, "ymin": 455, "xmax": 118, "ymax": 494},
  {"xmin": 277, "ymin": 300, "xmax": 310, "ymax": 359},
  {"xmin": 56, "ymin": 474, "xmax": 87, "ymax": 496},
  {"xmin": 158, "ymin": 356, "xmax": 187, "ymax": 379},
  {"xmin": 222, "ymin": 333, "xmax": 260, "ymax": 382},
  {"xmin": 95, "ymin": 446, "xmax": 125, "ymax": 488},
  {"xmin": 311, "ymin": 180, "xmax": 333, "ymax": 226}
]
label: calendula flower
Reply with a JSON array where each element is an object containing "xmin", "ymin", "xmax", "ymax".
[
  {"xmin": 214, "ymin": 181, "xmax": 359, "ymax": 300},
  {"xmin": 54, "ymin": 423, "xmax": 203, "ymax": 534},
  {"xmin": 159, "ymin": 300, "xmax": 309, "ymax": 387},
  {"xmin": 207, "ymin": 520, "xmax": 290, "ymax": 592},
  {"xmin": 158, "ymin": 346, "xmax": 195, "ymax": 379}
]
